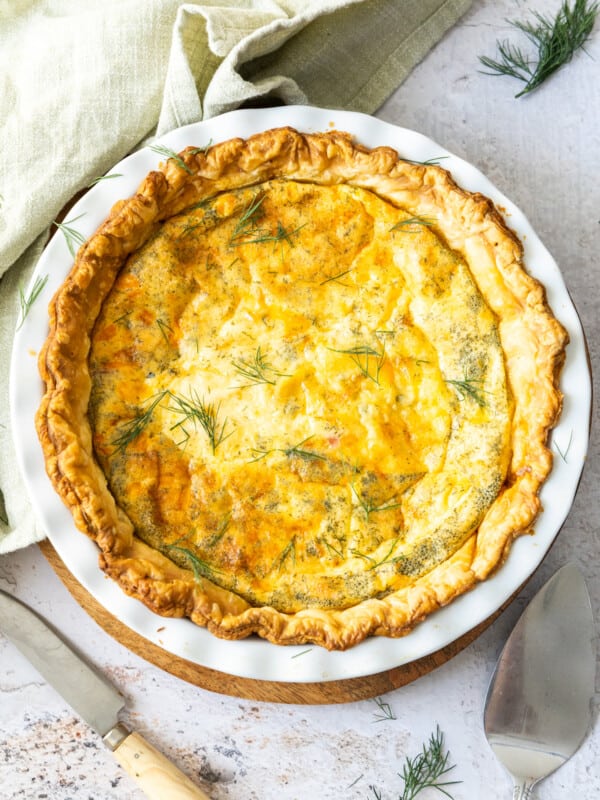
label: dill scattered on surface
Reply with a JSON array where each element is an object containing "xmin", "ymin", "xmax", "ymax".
[
  {"xmin": 166, "ymin": 544, "xmax": 221, "ymax": 581},
  {"xmin": 347, "ymin": 774, "xmax": 364, "ymax": 789},
  {"xmin": 402, "ymin": 156, "xmax": 449, "ymax": 166},
  {"xmin": 111, "ymin": 391, "xmax": 168, "ymax": 452},
  {"xmin": 445, "ymin": 375, "xmax": 488, "ymax": 407},
  {"xmin": 231, "ymin": 220, "xmax": 306, "ymax": 248},
  {"xmin": 232, "ymin": 346, "xmax": 289, "ymax": 386},
  {"xmin": 284, "ymin": 437, "xmax": 327, "ymax": 461},
  {"xmin": 156, "ymin": 318, "xmax": 173, "ymax": 344},
  {"xmin": 187, "ymin": 140, "xmax": 213, "ymax": 155},
  {"xmin": 184, "ymin": 197, "xmax": 215, "ymax": 214},
  {"xmin": 319, "ymin": 536, "xmax": 344, "ymax": 559},
  {"xmin": 229, "ymin": 194, "xmax": 266, "ymax": 245},
  {"xmin": 54, "ymin": 214, "xmax": 87, "ymax": 257},
  {"xmin": 320, "ymin": 267, "xmax": 354, "ymax": 285},
  {"xmin": 273, "ymin": 536, "xmax": 296, "ymax": 571},
  {"xmin": 150, "ymin": 143, "xmax": 193, "ymax": 174},
  {"xmin": 113, "ymin": 311, "xmax": 132, "ymax": 325},
  {"xmin": 352, "ymin": 536, "xmax": 403, "ymax": 569},
  {"xmin": 350, "ymin": 485, "xmax": 401, "ymax": 522},
  {"xmin": 371, "ymin": 696, "xmax": 397, "ymax": 723},
  {"xmin": 329, "ymin": 342, "xmax": 386, "ymax": 385},
  {"xmin": 250, "ymin": 435, "xmax": 326, "ymax": 463},
  {"xmin": 17, "ymin": 274, "xmax": 48, "ymax": 330},
  {"xmin": 291, "ymin": 648, "xmax": 313, "ymax": 659},
  {"xmin": 228, "ymin": 193, "xmax": 306, "ymax": 249},
  {"xmin": 167, "ymin": 390, "xmax": 231, "ymax": 454},
  {"xmin": 177, "ymin": 220, "xmax": 205, "ymax": 238},
  {"xmin": 400, "ymin": 726, "xmax": 460, "ymax": 800},
  {"xmin": 479, "ymin": 0, "xmax": 599, "ymax": 97},
  {"xmin": 369, "ymin": 726, "xmax": 460, "ymax": 799},
  {"xmin": 87, "ymin": 173, "xmax": 123, "ymax": 187},
  {"xmin": 554, "ymin": 429, "xmax": 573, "ymax": 462},
  {"xmin": 390, "ymin": 216, "xmax": 435, "ymax": 233},
  {"xmin": 205, "ymin": 513, "xmax": 231, "ymax": 547}
]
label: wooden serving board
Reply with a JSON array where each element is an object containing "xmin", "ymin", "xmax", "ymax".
[{"xmin": 40, "ymin": 540, "xmax": 504, "ymax": 705}]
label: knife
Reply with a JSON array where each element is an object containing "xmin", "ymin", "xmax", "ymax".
[
  {"xmin": 483, "ymin": 562, "xmax": 597, "ymax": 798},
  {"xmin": 0, "ymin": 589, "xmax": 211, "ymax": 800}
]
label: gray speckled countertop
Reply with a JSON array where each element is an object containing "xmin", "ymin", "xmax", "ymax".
[{"xmin": 1, "ymin": 2, "xmax": 599, "ymax": 798}]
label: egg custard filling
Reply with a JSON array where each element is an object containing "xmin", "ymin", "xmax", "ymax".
[{"xmin": 36, "ymin": 128, "xmax": 567, "ymax": 649}]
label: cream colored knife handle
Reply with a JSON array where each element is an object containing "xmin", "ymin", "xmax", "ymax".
[{"xmin": 106, "ymin": 725, "xmax": 210, "ymax": 799}]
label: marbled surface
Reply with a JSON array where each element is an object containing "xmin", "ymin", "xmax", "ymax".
[{"xmin": 1, "ymin": 1, "xmax": 599, "ymax": 798}]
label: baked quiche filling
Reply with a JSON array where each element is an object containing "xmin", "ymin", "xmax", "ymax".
[{"xmin": 36, "ymin": 128, "xmax": 567, "ymax": 649}]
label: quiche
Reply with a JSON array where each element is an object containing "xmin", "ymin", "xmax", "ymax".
[{"xmin": 36, "ymin": 127, "xmax": 567, "ymax": 650}]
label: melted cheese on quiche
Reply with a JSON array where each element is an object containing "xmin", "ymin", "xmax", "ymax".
[{"xmin": 89, "ymin": 179, "xmax": 511, "ymax": 612}]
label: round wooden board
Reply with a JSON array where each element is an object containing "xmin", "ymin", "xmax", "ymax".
[{"xmin": 39, "ymin": 540, "xmax": 508, "ymax": 704}]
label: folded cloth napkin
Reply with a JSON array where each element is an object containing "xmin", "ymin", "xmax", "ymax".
[{"xmin": 0, "ymin": 0, "xmax": 472, "ymax": 553}]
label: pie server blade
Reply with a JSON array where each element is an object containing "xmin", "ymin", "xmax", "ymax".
[
  {"xmin": 483, "ymin": 562, "xmax": 596, "ymax": 798},
  {"xmin": 0, "ymin": 589, "xmax": 210, "ymax": 799}
]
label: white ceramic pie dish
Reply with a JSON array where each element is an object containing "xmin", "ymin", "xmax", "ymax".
[{"xmin": 10, "ymin": 105, "xmax": 590, "ymax": 683}]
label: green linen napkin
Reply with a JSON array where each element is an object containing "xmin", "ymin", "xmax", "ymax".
[{"xmin": 0, "ymin": 0, "xmax": 472, "ymax": 553}]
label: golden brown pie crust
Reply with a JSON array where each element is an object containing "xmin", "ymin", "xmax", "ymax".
[{"xmin": 36, "ymin": 128, "xmax": 567, "ymax": 650}]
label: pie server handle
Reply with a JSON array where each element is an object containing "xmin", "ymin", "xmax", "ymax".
[{"xmin": 106, "ymin": 723, "xmax": 212, "ymax": 799}]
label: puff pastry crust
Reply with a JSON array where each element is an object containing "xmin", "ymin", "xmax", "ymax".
[{"xmin": 36, "ymin": 128, "xmax": 567, "ymax": 650}]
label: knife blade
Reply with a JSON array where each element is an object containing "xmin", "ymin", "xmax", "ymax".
[
  {"xmin": 0, "ymin": 589, "xmax": 210, "ymax": 800},
  {"xmin": 483, "ymin": 562, "xmax": 596, "ymax": 796}
]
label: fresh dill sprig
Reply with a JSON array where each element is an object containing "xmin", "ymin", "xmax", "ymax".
[
  {"xmin": 177, "ymin": 220, "xmax": 205, "ymax": 239},
  {"xmin": 329, "ymin": 342, "xmax": 386, "ymax": 385},
  {"xmin": 205, "ymin": 513, "xmax": 231, "ymax": 547},
  {"xmin": 291, "ymin": 647, "xmax": 313, "ymax": 659},
  {"xmin": 231, "ymin": 220, "xmax": 305, "ymax": 248},
  {"xmin": 228, "ymin": 192, "xmax": 307, "ymax": 249},
  {"xmin": 229, "ymin": 194, "xmax": 266, "ymax": 245},
  {"xmin": 113, "ymin": 311, "xmax": 132, "ymax": 325},
  {"xmin": 17, "ymin": 273, "xmax": 48, "ymax": 330},
  {"xmin": 352, "ymin": 536, "xmax": 403, "ymax": 569},
  {"xmin": 111, "ymin": 391, "xmax": 168, "ymax": 452},
  {"xmin": 166, "ymin": 544, "xmax": 222, "ymax": 582},
  {"xmin": 402, "ymin": 156, "xmax": 449, "ymax": 166},
  {"xmin": 54, "ymin": 213, "xmax": 87, "ymax": 257},
  {"xmin": 167, "ymin": 390, "xmax": 231, "ymax": 453},
  {"xmin": 150, "ymin": 143, "xmax": 193, "ymax": 174},
  {"xmin": 347, "ymin": 774, "xmax": 364, "ymax": 790},
  {"xmin": 554, "ymin": 429, "xmax": 573, "ymax": 462},
  {"xmin": 351, "ymin": 485, "xmax": 401, "ymax": 522},
  {"xmin": 445, "ymin": 375, "xmax": 488, "ymax": 407},
  {"xmin": 156, "ymin": 318, "xmax": 173, "ymax": 344},
  {"xmin": 284, "ymin": 437, "xmax": 327, "ymax": 461},
  {"xmin": 273, "ymin": 536, "xmax": 296, "ymax": 571},
  {"xmin": 232, "ymin": 346, "xmax": 289, "ymax": 387},
  {"xmin": 479, "ymin": 0, "xmax": 599, "ymax": 97},
  {"xmin": 398, "ymin": 726, "xmax": 461, "ymax": 800},
  {"xmin": 390, "ymin": 216, "xmax": 435, "ymax": 233},
  {"xmin": 250, "ymin": 435, "xmax": 326, "ymax": 463},
  {"xmin": 320, "ymin": 267, "xmax": 354, "ymax": 285},
  {"xmin": 320, "ymin": 537, "xmax": 345, "ymax": 559},
  {"xmin": 87, "ymin": 173, "xmax": 123, "ymax": 187},
  {"xmin": 187, "ymin": 140, "xmax": 213, "ymax": 156},
  {"xmin": 371, "ymin": 696, "xmax": 397, "ymax": 723}
]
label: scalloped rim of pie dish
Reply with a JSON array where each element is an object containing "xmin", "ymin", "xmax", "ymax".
[{"xmin": 35, "ymin": 127, "xmax": 567, "ymax": 651}]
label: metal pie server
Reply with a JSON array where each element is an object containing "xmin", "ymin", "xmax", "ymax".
[
  {"xmin": 0, "ymin": 589, "xmax": 210, "ymax": 800},
  {"xmin": 484, "ymin": 562, "xmax": 596, "ymax": 799}
]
